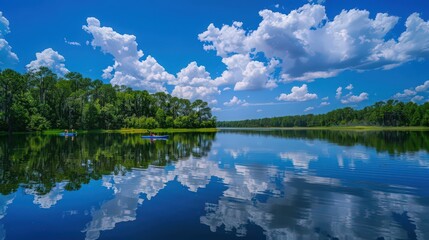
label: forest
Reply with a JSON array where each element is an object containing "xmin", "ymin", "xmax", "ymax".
[
  {"xmin": 218, "ymin": 100, "xmax": 429, "ymax": 128},
  {"xmin": 0, "ymin": 68, "xmax": 216, "ymax": 133}
]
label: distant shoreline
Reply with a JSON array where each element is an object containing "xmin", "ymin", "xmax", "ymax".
[{"xmin": 218, "ymin": 126, "xmax": 429, "ymax": 131}]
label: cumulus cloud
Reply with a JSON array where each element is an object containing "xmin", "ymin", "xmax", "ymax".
[
  {"xmin": 83, "ymin": 17, "xmax": 174, "ymax": 92},
  {"xmin": 415, "ymin": 80, "xmax": 429, "ymax": 92},
  {"xmin": 320, "ymin": 101, "xmax": 330, "ymax": 106},
  {"xmin": 276, "ymin": 84, "xmax": 317, "ymax": 102},
  {"xmin": 199, "ymin": 4, "xmax": 429, "ymax": 84},
  {"xmin": 304, "ymin": 107, "xmax": 314, "ymax": 112},
  {"xmin": 335, "ymin": 87, "xmax": 343, "ymax": 99},
  {"xmin": 224, "ymin": 96, "xmax": 247, "ymax": 106},
  {"xmin": 411, "ymin": 95, "xmax": 424, "ymax": 103},
  {"xmin": 26, "ymin": 48, "xmax": 69, "ymax": 76},
  {"xmin": 345, "ymin": 84, "xmax": 353, "ymax": 90},
  {"xmin": 393, "ymin": 89, "xmax": 417, "ymax": 99},
  {"xmin": 198, "ymin": 22, "xmax": 248, "ymax": 58},
  {"xmin": 393, "ymin": 80, "xmax": 429, "ymax": 101},
  {"xmin": 0, "ymin": 12, "xmax": 18, "ymax": 66},
  {"xmin": 340, "ymin": 92, "xmax": 369, "ymax": 104},
  {"xmin": 64, "ymin": 38, "xmax": 81, "ymax": 46},
  {"xmin": 171, "ymin": 61, "xmax": 220, "ymax": 103},
  {"xmin": 215, "ymin": 54, "xmax": 279, "ymax": 91}
]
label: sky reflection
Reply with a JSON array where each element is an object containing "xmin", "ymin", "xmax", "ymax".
[{"xmin": 0, "ymin": 131, "xmax": 428, "ymax": 239}]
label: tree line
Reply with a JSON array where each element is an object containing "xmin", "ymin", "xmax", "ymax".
[
  {"xmin": 0, "ymin": 67, "xmax": 216, "ymax": 133},
  {"xmin": 218, "ymin": 100, "xmax": 429, "ymax": 128}
]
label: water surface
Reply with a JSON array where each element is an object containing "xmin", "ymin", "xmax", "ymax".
[{"xmin": 0, "ymin": 130, "xmax": 428, "ymax": 239}]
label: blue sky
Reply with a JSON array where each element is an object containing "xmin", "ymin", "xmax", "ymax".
[{"xmin": 1, "ymin": 0, "xmax": 429, "ymax": 121}]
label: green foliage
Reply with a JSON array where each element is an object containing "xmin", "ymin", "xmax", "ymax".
[
  {"xmin": 0, "ymin": 68, "xmax": 215, "ymax": 132},
  {"xmin": 29, "ymin": 114, "xmax": 51, "ymax": 131},
  {"xmin": 218, "ymin": 100, "xmax": 429, "ymax": 128}
]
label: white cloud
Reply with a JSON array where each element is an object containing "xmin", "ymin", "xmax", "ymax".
[
  {"xmin": 335, "ymin": 87, "xmax": 343, "ymax": 99},
  {"xmin": 26, "ymin": 48, "xmax": 69, "ymax": 76},
  {"xmin": 276, "ymin": 84, "xmax": 318, "ymax": 102},
  {"xmin": 200, "ymin": 4, "xmax": 429, "ymax": 83},
  {"xmin": 393, "ymin": 89, "xmax": 416, "ymax": 99},
  {"xmin": 340, "ymin": 92, "xmax": 369, "ymax": 104},
  {"xmin": 392, "ymin": 80, "xmax": 429, "ymax": 101},
  {"xmin": 304, "ymin": 107, "xmax": 314, "ymax": 112},
  {"xmin": 411, "ymin": 95, "xmax": 424, "ymax": 103},
  {"xmin": 223, "ymin": 87, "xmax": 231, "ymax": 91},
  {"xmin": 171, "ymin": 61, "xmax": 220, "ymax": 103},
  {"xmin": 345, "ymin": 84, "xmax": 353, "ymax": 90},
  {"xmin": 322, "ymin": 97, "xmax": 329, "ymax": 101},
  {"xmin": 416, "ymin": 80, "xmax": 429, "ymax": 92},
  {"xmin": 375, "ymin": 13, "xmax": 429, "ymax": 65},
  {"xmin": 215, "ymin": 54, "xmax": 279, "ymax": 91},
  {"xmin": 320, "ymin": 101, "xmax": 330, "ymax": 106},
  {"xmin": 212, "ymin": 107, "xmax": 222, "ymax": 112},
  {"xmin": 64, "ymin": 38, "xmax": 81, "ymax": 46},
  {"xmin": 0, "ymin": 11, "xmax": 18, "ymax": 66},
  {"xmin": 198, "ymin": 22, "xmax": 248, "ymax": 58},
  {"xmin": 256, "ymin": 109, "xmax": 263, "ymax": 112},
  {"xmin": 83, "ymin": 17, "xmax": 175, "ymax": 92},
  {"xmin": 224, "ymin": 96, "xmax": 247, "ymax": 106}
]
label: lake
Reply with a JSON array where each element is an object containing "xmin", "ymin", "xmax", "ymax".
[{"xmin": 0, "ymin": 129, "xmax": 428, "ymax": 240}]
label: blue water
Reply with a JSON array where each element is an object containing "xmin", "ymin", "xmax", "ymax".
[{"xmin": 0, "ymin": 130, "xmax": 428, "ymax": 239}]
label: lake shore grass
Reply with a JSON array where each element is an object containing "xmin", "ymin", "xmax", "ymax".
[
  {"xmin": 2, "ymin": 126, "xmax": 429, "ymax": 136},
  {"xmin": 42, "ymin": 128, "xmax": 218, "ymax": 135}
]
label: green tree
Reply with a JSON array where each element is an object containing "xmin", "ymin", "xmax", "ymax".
[{"xmin": 0, "ymin": 69, "xmax": 27, "ymax": 132}]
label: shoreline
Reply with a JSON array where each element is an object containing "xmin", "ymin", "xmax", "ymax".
[
  {"xmin": 2, "ymin": 126, "xmax": 429, "ymax": 135},
  {"xmin": 217, "ymin": 126, "xmax": 429, "ymax": 131},
  {"xmin": 43, "ymin": 128, "xmax": 218, "ymax": 135}
]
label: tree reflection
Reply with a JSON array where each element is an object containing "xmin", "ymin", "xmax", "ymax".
[
  {"xmin": 220, "ymin": 129, "xmax": 429, "ymax": 154},
  {"xmin": 0, "ymin": 133, "xmax": 216, "ymax": 196}
]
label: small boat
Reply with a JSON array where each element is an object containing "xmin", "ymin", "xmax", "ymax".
[
  {"xmin": 141, "ymin": 135, "xmax": 168, "ymax": 139},
  {"xmin": 59, "ymin": 132, "xmax": 77, "ymax": 137}
]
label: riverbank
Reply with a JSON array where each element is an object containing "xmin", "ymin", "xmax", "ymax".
[
  {"xmin": 42, "ymin": 128, "xmax": 218, "ymax": 135},
  {"xmin": 3, "ymin": 126, "xmax": 429, "ymax": 136}
]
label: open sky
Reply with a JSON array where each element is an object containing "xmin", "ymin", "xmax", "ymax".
[{"xmin": 1, "ymin": 0, "xmax": 429, "ymax": 121}]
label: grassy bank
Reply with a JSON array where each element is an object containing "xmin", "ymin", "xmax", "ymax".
[
  {"xmin": 42, "ymin": 128, "xmax": 218, "ymax": 135},
  {"xmin": 3, "ymin": 126, "xmax": 429, "ymax": 136}
]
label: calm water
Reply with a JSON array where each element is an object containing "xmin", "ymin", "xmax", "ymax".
[{"xmin": 0, "ymin": 130, "xmax": 429, "ymax": 240}]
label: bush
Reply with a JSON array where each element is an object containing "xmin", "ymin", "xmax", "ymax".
[{"xmin": 28, "ymin": 114, "xmax": 51, "ymax": 131}]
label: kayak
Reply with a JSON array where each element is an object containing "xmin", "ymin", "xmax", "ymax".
[
  {"xmin": 59, "ymin": 133, "xmax": 77, "ymax": 137},
  {"xmin": 142, "ymin": 135, "xmax": 168, "ymax": 139}
]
